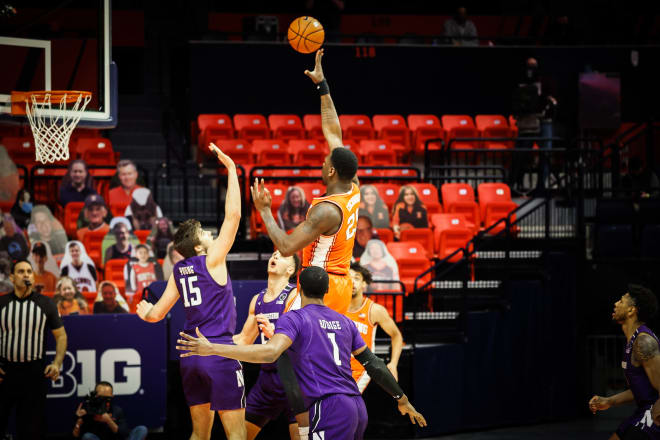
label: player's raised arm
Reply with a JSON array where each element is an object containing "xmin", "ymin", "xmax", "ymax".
[
  {"xmin": 305, "ymin": 49, "xmax": 343, "ymax": 152},
  {"xmin": 232, "ymin": 295, "xmax": 260, "ymax": 345},
  {"xmin": 207, "ymin": 143, "xmax": 241, "ymax": 268},
  {"xmin": 251, "ymin": 178, "xmax": 341, "ymax": 257},
  {"xmin": 137, "ymin": 274, "xmax": 180, "ymax": 322}
]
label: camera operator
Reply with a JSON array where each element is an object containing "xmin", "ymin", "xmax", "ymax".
[
  {"xmin": 72, "ymin": 381, "xmax": 147, "ymax": 440},
  {"xmin": 511, "ymin": 57, "xmax": 558, "ymax": 195}
]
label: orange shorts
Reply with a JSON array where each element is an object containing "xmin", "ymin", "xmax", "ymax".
[{"xmin": 293, "ymin": 272, "xmax": 352, "ymax": 315}]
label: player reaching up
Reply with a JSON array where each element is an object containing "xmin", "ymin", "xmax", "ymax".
[
  {"xmin": 589, "ymin": 285, "xmax": 660, "ymax": 440},
  {"xmin": 136, "ymin": 144, "xmax": 246, "ymax": 440},
  {"xmin": 177, "ymin": 266, "xmax": 427, "ymax": 439},
  {"xmin": 252, "ymin": 48, "xmax": 360, "ymax": 315},
  {"xmin": 232, "ymin": 250, "xmax": 301, "ymax": 439}
]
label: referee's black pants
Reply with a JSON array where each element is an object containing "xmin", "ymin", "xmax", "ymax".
[{"xmin": 0, "ymin": 359, "xmax": 48, "ymax": 439}]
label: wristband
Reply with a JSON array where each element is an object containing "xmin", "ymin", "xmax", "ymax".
[
  {"xmin": 298, "ymin": 426, "xmax": 309, "ymax": 437},
  {"xmin": 316, "ymin": 79, "xmax": 329, "ymax": 96}
]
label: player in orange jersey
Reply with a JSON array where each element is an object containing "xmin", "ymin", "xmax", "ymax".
[
  {"xmin": 252, "ymin": 49, "xmax": 359, "ymax": 315},
  {"xmin": 347, "ymin": 263, "xmax": 403, "ymax": 393}
]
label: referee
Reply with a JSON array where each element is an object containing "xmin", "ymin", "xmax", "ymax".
[{"xmin": 0, "ymin": 259, "xmax": 68, "ymax": 439}]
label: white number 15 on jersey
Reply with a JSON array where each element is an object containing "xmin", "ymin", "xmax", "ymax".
[{"xmin": 179, "ymin": 276, "xmax": 202, "ymax": 307}]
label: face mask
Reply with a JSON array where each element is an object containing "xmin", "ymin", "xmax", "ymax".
[{"xmin": 21, "ymin": 202, "xmax": 33, "ymax": 214}]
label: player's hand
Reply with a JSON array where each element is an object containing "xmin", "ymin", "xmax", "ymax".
[
  {"xmin": 397, "ymin": 395, "xmax": 427, "ymax": 427},
  {"xmin": 251, "ymin": 178, "xmax": 272, "ymax": 212},
  {"xmin": 589, "ymin": 395, "xmax": 611, "ymax": 413},
  {"xmin": 75, "ymin": 403, "xmax": 87, "ymax": 418},
  {"xmin": 256, "ymin": 314, "xmax": 275, "ymax": 339},
  {"xmin": 386, "ymin": 362, "xmax": 398, "ymax": 381},
  {"xmin": 177, "ymin": 327, "xmax": 216, "ymax": 357},
  {"xmin": 208, "ymin": 143, "xmax": 236, "ymax": 170},
  {"xmin": 136, "ymin": 300, "xmax": 154, "ymax": 321},
  {"xmin": 304, "ymin": 49, "xmax": 325, "ymax": 84},
  {"xmin": 0, "ymin": 366, "xmax": 5, "ymax": 384},
  {"xmin": 44, "ymin": 362, "xmax": 61, "ymax": 381}
]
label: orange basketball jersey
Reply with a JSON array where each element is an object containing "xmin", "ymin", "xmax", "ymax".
[
  {"xmin": 302, "ymin": 183, "xmax": 361, "ymax": 275},
  {"xmin": 345, "ymin": 297, "xmax": 377, "ymax": 393}
]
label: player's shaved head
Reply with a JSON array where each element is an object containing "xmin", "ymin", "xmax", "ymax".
[
  {"xmin": 330, "ymin": 148, "xmax": 358, "ymax": 181},
  {"xmin": 174, "ymin": 219, "xmax": 202, "ymax": 259},
  {"xmin": 299, "ymin": 266, "xmax": 329, "ymax": 299}
]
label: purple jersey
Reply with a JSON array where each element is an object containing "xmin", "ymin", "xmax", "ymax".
[
  {"xmin": 623, "ymin": 325, "xmax": 660, "ymax": 407},
  {"xmin": 254, "ymin": 283, "xmax": 296, "ymax": 371},
  {"xmin": 275, "ymin": 304, "xmax": 365, "ymax": 409},
  {"xmin": 173, "ymin": 255, "xmax": 236, "ymax": 344},
  {"xmin": 617, "ymin": 325, "xmax": 660, "ymax": 438}
]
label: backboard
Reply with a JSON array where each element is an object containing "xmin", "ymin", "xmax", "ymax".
[{"xmin": 0, "ymin": 0, "xmax": 116, "ymax": 128}]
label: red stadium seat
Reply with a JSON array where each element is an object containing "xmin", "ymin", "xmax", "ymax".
[
  {"xmin": 374, "ymin": 228, "xmax": 394, "ymax": 243},
  {"xmin": 104, "ymin": 259, "xmax": 126, "ymax": 294},
  {"xmin": 407, "ymin": 114, "xmax": 444, "ymax": 153},
  {"xmin": 400, "ymin": 228, "xmax": 434, "ymax": 258},
  {"xmin": 268, "ymin": 115, "xmax": 305, "ymax": 140},
  {"xmin": 233, "ymin": 114, "xmax": 270, "ymax": 140},
  {"xmin": 442, "ymin": 115, "xmax": 479, "ymax": 150},
  {"xmin": 386, "ymin": 241, "xmax": 432, "ymax": 294},
  {"xmin": 214, "ymin": 139, "xmax": 254, "ymax": 164},
  {"xmin": 251, "ymin": 183, "xmax": 289, "ymax": 235},
  {"xmin": 410, "ymin": 183, "xmax": 442, "ymax": 214},
  {"xmin": 198, "ymin": 114, "xmax": 234, "ymax": 148},
  {"xmin": 82, "ymin": 229, "xmax": 106, "ymax": 268},
  {"xmin": 297, "ymin": 183, "xmax": 325, "ymax": 200},
  {"xmin": 431, "ymin": 213, "xmax": 473, "ymax": 262},
  {"xmin": 339, "ymin": 115, "xmax": 374, "ymax": 141},
  {"xmin": 288, "ymin": 139, "xmax": 328, "ymax": 166},
  {"xmin": 372, "ymin": 183, "xmax": 401, "ymax": 209},
  {"xmin": 64, "ymin": 202, "xmax": 85, "ymax": 238},
  {"xmin": 3, "ymin": 136, "xmax": 36, "ymax": 164},
  {"xmin": 77, "ymin": 138, "xmax": 116, "ymax": 165},
  {"xmin": 508, "ymin": 115, "xmax": 519, "ymax": 137},
  {"xmin": 475, "ymin": 115, "xmax": 514, "ymax": 150},
  {"xmin": 477, "ymin": 183, "xmax": 518, "ymax": 234},
  {"xmin": 357, "ymin": 167, "xmax": 385, "ymax": 179},
  {"xmin": 382, "ymin": 168, "xmax": 417, "ymax": 178},
  {"xmin": 373, "ymin": 114, "xmax": 410, "ymax": 148},
  {"xmin": 134, "ymin": 229, "xmax": 150, "ymax": 244},
  {"xmin": 359, "ymin": 140, "xmax": 397, "ymax": 165},
  {"xmin": 441, "ymin": 183, "xmax": 481, "ymax": 233},
  {"xmin": 340, "ymin": 139, "xmax": 362, "ymax": 157},
  {"xmin": 252, "ymin": 139, "xmax": 291, "ymax": 165},
  {"xmin": 303, "ymin": 114, "xmax": 324, "ymax": 140}
]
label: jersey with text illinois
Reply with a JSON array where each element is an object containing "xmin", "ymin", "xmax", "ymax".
[
  {"xmin": 254, "ymin": 283, "xmax": 296, "ymax": 371},
  {"xmin": 275, "ymin": 304, "xmax": 365, "ymax": 409},
  {"xmin": 173, "ymin": 255, "xmax": 236, "ymax": 344},
  {"xmin": 302, "ymin": 183, "xmax": 360, "ymax": 275}
]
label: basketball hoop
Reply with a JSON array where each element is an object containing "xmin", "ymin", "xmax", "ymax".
[{"xmin": 11, "ymin": 90, "xmax": 92, "ymax": 163}]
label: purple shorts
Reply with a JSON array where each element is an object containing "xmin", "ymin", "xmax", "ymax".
[
  {"xmin": 309, "ymin": 394, "xmax": 367, "ymax": 440},
  {"xmin": 180, "ymin": 355, "xmax": 245, "ymax": 411},
  {"xmin": 617, "ymin": 405, "xmax": 660, "ymax": 439},
  {"xmin": 246, "ymin": 368, "xmax": 295, "ymax": 425}
]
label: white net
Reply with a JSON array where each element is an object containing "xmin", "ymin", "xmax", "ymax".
[{"xmin": 24, "ymin": 92, "xmax": 92, "ymax": 163}]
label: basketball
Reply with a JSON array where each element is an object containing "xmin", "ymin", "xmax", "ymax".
[{"xmin": 288, "ymin": 16, "xmax": 324, "ymax": 54}]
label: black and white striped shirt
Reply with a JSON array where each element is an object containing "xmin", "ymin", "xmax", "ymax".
[{"xmin": 0, "ymin": 291, "xmax": 63, "ymax": 363}]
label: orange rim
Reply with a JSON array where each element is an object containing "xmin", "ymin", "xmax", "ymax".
[{"xmin": 10, "ymin": 90, "xmax": 92, "ymax": 115}]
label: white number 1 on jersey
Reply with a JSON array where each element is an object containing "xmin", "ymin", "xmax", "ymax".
[
  {"xmin": 327, "ymin": 332, "xmax": 341, "ymax": 366},
  {"xmin": 179, "ymin": 276, "xmax": 202, "ymax": 307}
]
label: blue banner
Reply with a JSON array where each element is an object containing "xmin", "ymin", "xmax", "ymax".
[{"xmin": 44, "ymin": 314, "xmax": 167, "ymax": 434}]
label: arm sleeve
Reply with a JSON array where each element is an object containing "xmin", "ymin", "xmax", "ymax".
[
  {"xmin": 44, "ymin": 297, "xmax": 63, "ymax": 329},
  {"xmin": 354, "ymin": 347, "xmax": 404, "ymax": 400},
  {"xmin": 276, "ymin": 352, "xmax": 307, "ymax": 415}
]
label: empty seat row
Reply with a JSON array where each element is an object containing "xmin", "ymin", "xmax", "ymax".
[
  {"xmin": 196, "ymin": 113, "xmax": 519, "ymax": 157},
  {"xmin": 2, "ymin": 136, "xmax": 118, "ymax": 166}
]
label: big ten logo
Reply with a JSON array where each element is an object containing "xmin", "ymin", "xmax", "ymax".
[{"xmin": 46, "ymin": 349, "xmax": 142, "ymax": 398}]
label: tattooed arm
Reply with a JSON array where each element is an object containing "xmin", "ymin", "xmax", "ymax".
[{"xmin": 634, "ymin": 333, "xmax": 660, "ymax": 424}]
